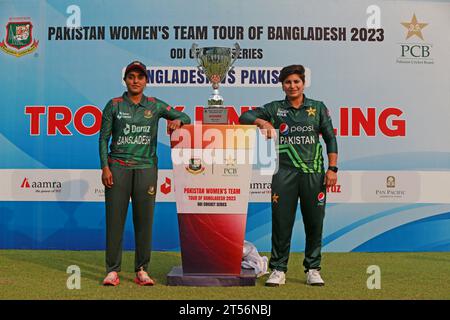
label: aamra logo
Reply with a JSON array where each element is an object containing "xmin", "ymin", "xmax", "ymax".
[
  {"xmin": 20, "ymin": 177, "xmax": 62, "ymax": 193},
  {"xmin": 0, "ymin": 18, "xmax": 39, "ymax": 57},
  {"xmin": 21, "ymin": 178, "xmax": 31, "ymax": 188}
]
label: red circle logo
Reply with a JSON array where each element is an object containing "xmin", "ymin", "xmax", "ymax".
[{"xmin": 317, "ymin": 192, "xmax": 325, "ymax": 202}]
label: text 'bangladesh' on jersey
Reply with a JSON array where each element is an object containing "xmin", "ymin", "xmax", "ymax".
[
  {"xmin": 239, "ymin": 96, "xmax": 337, "ymax": 173},
  {"xmin": 99, "ymin": 92, "xmax": 191, "ymax": 169}
]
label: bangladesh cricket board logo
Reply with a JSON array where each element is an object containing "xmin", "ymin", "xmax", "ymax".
[
  {"xmin": 0, "ymin": 19, "xmax": 39, "ymax": 57},
  {"xmin": 186, "ymin": 158, "xmax": 205, "ymax": 175}
]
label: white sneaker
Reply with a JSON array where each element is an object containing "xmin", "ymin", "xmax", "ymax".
[
  {"xmin": 265, "ymin": 270, "xmax": 286, "ymax": 287},
  {"xmin": 306, "ymin": 269, "xmax": 325, "ymax": 286}
]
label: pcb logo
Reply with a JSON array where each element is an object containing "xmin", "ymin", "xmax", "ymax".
[{"xmin": 0, "ymin": 18, "xmax": 39, "ymax": 57}]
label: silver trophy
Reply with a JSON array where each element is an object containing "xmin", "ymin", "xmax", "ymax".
[{"xmin": 192, "ymin": 43, "xmax": 240, "ymax": 124}]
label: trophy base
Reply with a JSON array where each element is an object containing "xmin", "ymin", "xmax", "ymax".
[
  {"xmin": 203, "ymin": 107, "xmax": 228, "ymax": 124},
  {"xmin": 166, "ymin": 266, "xmax": 256, "ymax": 287}
]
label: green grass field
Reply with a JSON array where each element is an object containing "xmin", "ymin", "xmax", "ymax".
[{"xmin": 0, "ymin": 250, "xmax": 449, "ymax": 300}]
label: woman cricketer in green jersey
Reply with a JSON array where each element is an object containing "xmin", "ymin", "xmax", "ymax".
[
  {"xmin": 239, "ymin": 65, "xmax": 338, "ymax": 286},
  {"xmin": 99, "ymin": 61, "xmax": 191, "ymax": 286}
]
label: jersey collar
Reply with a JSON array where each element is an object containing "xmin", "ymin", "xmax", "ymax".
[
  {"xmin": 283, "ymin": 95, "xmax": 313, "ymax": 109},
  {"xmin": 123, "ymin": 92, "xmax": 147, "ymax": 107}
]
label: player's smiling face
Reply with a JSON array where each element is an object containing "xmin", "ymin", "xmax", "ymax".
[
  {"xmin": 282, "ymin": 74, "xmax": 304, "ymax": 101},
  {"xmin": 125, "ymin": 71, "xmax": 147, "ymax": 95}
]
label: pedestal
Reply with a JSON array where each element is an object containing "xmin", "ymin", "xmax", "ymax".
[
  {"xmin": 167, "ymin": 266, "xmax": 256, "ymax": 287},
  {"xmin": 168, "ymin": 124, "xmax": 257, "ymax": 286}
]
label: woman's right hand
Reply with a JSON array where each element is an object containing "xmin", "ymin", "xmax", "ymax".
[
  {"xmin": 102, "ymin": 166, "xmax": 114, "ymax": 188},
  {"xmin": 254, "ymin": 119, "xmax": 277, "ymax": 139}
]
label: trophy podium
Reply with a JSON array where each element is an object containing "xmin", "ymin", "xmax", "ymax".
[{"xmin": 167, "ymin": 43, "xmax": 257, "ymax": 286}]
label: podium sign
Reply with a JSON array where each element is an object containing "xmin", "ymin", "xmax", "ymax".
[{"xmin": 170, "ymin": 125, "xmax": 256, "ymax": 276}]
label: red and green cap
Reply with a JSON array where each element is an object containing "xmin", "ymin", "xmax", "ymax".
[{"xmin": 124, "ymin": 60, "xmax": 148, "ymax": 79}]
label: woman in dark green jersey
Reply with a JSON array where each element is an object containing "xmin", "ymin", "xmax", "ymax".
[
  {"xmin": 239, "ymin": 65, "xmax": 338, "ymax": 286},
  {"xmin": 99, "ymin": 61, "xmax": 191, "ymax": 286}
]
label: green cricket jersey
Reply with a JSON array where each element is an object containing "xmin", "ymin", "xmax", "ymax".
[
  {"xmin": 99, "ymin": 92, "xmax": 191, "ymax": 169},
  {"xmin": 239, "ymin": 96, "xmax": 337, "ymax": 173}
]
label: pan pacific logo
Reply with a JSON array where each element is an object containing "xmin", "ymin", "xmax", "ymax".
[
  {"xmin": 376, "ymin": 176, "xmax": 405, "ymax": 199},
  {"xmin": 386, "ymin": 176, "xmax": 395, "ymax": 188},
  {"xmin": 0, "ymin": 18, "xmax": 39, "ymax": 57},
  {"xmin": 397, "ymin": 13, "xmax": 433, "ymax": 65}
]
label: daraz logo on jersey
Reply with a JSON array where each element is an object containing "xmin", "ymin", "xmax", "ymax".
[{"xmin": 123, "ymin": 124, "xmax": 130, "ymax": 135}]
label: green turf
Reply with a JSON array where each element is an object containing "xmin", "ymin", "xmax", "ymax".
[{"xmin": 0, "ymin": 250, "xmax": 449, "ymax": 300}]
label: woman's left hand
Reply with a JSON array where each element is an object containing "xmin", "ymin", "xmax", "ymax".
[{"xmin": 324, "ymin": 170, "xmax": 337, "ymax": 187}]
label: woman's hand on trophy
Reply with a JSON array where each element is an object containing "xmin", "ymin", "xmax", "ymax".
[
  {"xmin": 167, "ymin": 120, "xmax": 183, "ymax": 133},
  {"xmin": 255, "ymin": 118, "xmax": 277, "ymax": 139}
]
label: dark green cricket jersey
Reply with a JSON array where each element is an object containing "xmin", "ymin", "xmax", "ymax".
[
  {"xmin": 99, "ymin": 92, "xmax": 191, "ymax": 169},
  {"xmin": 239, "ymin": 96, "xmax": 337, "ymax": 173}
]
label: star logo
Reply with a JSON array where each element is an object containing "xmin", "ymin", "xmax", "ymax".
[
  {"xmin": 225, "ymin": 155, "xmax": 237, "ymax": 166},
  {"xmin": 401, "ymin": 14, "xmax": 428, "ymax": 41},
  {"xmin": 306, "ymin": 107, "xmax": 316, "ymax": 117},
  {"xmin": 272, "ymin": 193, "xmax": 279, "ymax": 203}
]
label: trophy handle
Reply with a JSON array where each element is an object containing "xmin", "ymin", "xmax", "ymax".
[
  {"xmin": 230, "ymin": 42, "xmax": 241, "ymax": 69},
  {"xmin": 191, "ymin": 43, "xmax": 205, "ymax": 73},
  {"xmin": 191, "ymin": 43, "xmax": 199, "ymax": 58}
]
